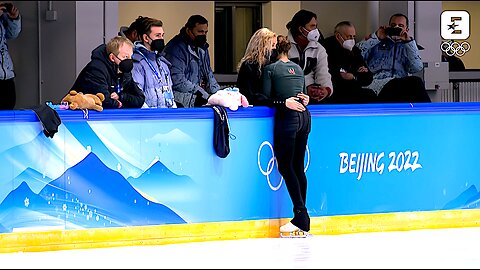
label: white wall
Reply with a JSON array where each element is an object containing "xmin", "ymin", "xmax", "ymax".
[
  {"xmin": 39, "ymin": 1, "xmax": 77, "ymax": 105},
  {"xmin": 415, "ymin": 1, "xmax": 442, "ymax": 63},
  {"xmin": 302, "ymin": 1, "xmax": 370, "ymax": 39},
  {"xmin": 263, "ymin": 1, "xmax": 301, "ymax": 36},
  {"xmin": 75, "ymin": 1, "xmax": 118, "ymax": 75},
  {"xmin": 9, "ymin": 1, "xmax": 117, "ymax": 108},
  {"xmin": 75, "ymin": 1, "xmax": 105, "ymax": 75}
]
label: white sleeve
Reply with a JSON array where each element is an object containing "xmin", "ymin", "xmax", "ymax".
[{"xmin": 312, "ymin": 44, "xmax": 333, "ymax": 95}]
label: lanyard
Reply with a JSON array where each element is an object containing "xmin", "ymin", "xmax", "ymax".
[
  {"xmin": 116, "ymin": 77, "xmax": 121, "ymax": 93},
  {"xmin": 135, "ymin": 48, "xmax": 165, "ymax": 83}
]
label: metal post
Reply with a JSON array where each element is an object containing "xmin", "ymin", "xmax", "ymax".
[{"xmin": 453, "ymin": 82, "xmax": 460, "ymax": 102}]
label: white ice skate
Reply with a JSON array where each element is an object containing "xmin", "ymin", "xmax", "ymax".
[{"xmin": 279, "ymin": 222, "xmax": 312, "ymax": 238}]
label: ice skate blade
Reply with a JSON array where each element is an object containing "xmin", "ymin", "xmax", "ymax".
[{"xmin": 280, "ymin": 231, "xmax": 312, "ymax": 238}]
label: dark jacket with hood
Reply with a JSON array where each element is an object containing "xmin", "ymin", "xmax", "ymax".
[
  {"xmin": 70, "ymin": 44, "xmax": 145, "ymax": 109},
  {"xmin": 321, "ymin": 35, "xmax": 373, "ymax": 92},
  {"xmin": 237, "ymin": 61, "xmax": 269, "ymax": 106},
  {"xmin": 162, "ymin": 27, "xmax": 220, "ymax": 108}
]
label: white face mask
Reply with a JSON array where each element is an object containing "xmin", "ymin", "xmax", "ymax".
[
  {"xmin": 305, "ymin": 28, "xmax": 320, "ymax": 42},
  {"xmin": 342, "ymin": 39, "xmax": 355, "ymax": 51}
]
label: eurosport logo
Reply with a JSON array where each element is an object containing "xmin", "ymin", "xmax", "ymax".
[
  {"xmin": 257, "ymin": 141, "xmax": 310, "ymax": 191},
  {"xmin": 440, "ymin": 10, "xmax": 470, "ymax": 57}
]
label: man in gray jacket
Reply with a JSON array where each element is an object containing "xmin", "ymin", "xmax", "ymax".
[
  {"xmin": 0, "ymin": 2, "xmax": 21, "ymax": 110},
  {"xmin": 163, "ymin": 15, "xmax": 220, "ymax": 108}
]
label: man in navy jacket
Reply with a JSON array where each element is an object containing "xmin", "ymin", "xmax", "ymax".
[
  {"xmin": 71, "ymin": 36, "xmax": 145, "ymax": 109},
  {"xmin": 163, "ymin": 15, "xmax": 220, "ymax": 108}
]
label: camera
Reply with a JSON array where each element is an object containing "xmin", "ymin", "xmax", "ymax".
[
  {"xmin": 385, "ymin": 27, "xmax": 402, "ymax": 37},
  {"xmin": 0, "ymin": 3, "xmax": 13, "ymax": 13}
]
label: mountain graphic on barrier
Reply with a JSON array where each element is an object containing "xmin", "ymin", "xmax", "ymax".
[
  {"xmin": 0, "ymin": 181, "xmax": 61, "ymax": 232},
  {"xmin": 0, "ymin": 131, "xmax": 66, "ymax": 203},
  {"xmin": 62, "ymin": 121, "xmax": 143, "ymax": 178},
  {"xmin": 0, "ymin": 122, "xmax": 147, "ymax": 203},
  {"xmin": 128, "ymin": 160, "xmax": 195, "ymax": 190},
  {"xmin": 11, "ymin": 167, "xmax": 53, "ymax": 195},
  {"xmin": 442, "ymin": 184, "xmax": 480, "ymax": 209},
  {"xmin": 0, "ymin": 152, "xmax": 186, "ymax": 233}
]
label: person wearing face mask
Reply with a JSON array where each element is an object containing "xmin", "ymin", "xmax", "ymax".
[
  {"xmin": 357, "ymin": 13, "xmax": 431, "ymax": 103},
  {"xmin": 236, "ymin": 28, "xmax": 278, "ymax": 106},
  {"xmin": 132, "ymin": 17, "xmax": 176, "ymax": 108},
  {"xmin": 163, "ymin": 14, "xmax": 220, "ymax": 108},
  {"xmin": 286, "ymin": 9, "xmax": 333, "ymax": 104},
  {"xmin": 321, "ymin": 21, "xmax": 376, "ymax": 104},
  {"xmin": 70, "ymin": 36, "xmax": 145, "ymax": 109}
]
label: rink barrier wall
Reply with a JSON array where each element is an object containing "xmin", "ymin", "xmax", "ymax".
[
  {"xmin": 2, "ymin": 209, "xmax": 480, "ymax": 253},
  {"xmin": 1, "ymin": 104, "xmax": 480, "ymax": 252}
]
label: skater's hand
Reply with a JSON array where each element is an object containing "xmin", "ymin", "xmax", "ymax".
[{"xmin": 285, "ymin": 97, "xmax": 305, "ymax": 112}]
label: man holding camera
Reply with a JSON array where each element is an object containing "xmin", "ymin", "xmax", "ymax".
[
  {"xmin": 0, "ymin": 2, "xmax": 20, "ymax": 110},
  {"xmin": 357, "ymin": 13, "xmax": 431, "ymax": 103}
]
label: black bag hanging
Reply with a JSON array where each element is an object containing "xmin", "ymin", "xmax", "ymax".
[
  {"xmin": 30, "ymin": 104, "xmax": 62, "ymax": 138},
  {"xmin": 211, "ymin": 105, "xmax": 231, "ymax": 158}
]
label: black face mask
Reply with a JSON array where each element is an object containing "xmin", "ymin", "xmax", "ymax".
[
  {"xmin": 118, "ymin": 59, "xmax": 134, "ymax": 73},
  {"xmin": 193, "ymin": 34, "xmax": 207, "ymax": 47},
  {"xmin": 269, "ymin": 49, "xmax": 279, "ymax": 63},
  {"xmin": 149, "ymin": 37, "xmax": 165, "ymax": 53}
]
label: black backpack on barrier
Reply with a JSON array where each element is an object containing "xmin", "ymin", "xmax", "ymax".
[{"xmin": 210, "ymin": 105, "xmax": 231, "ymax": 158}]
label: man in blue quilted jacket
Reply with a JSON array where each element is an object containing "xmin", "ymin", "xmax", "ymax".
[
  {"xmin": 0, "ymin": 2, "xmax": 21, "ymax": 110},
  {"xmin": 162, "ymin": 15, "xmax": 220, "ymax": 108},
  {"xmin": 132, "ymin": 17, "xmax": 176, "ymax": 108},
  {"xmin": 357, "ymin": 13, "xmax": 431, "ymax": 103}
]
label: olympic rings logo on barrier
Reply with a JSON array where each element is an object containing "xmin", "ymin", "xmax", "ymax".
[
  {"xmin": 440, "ymin": 40, "xmax": 470, "ymax": 57},
  {"xmin": 257, "ymin": 141, "xmax": 310, "ymax": 191}
]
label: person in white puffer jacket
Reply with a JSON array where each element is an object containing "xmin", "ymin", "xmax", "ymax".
[
  {"xmin": 286, "ymin": 9, "xmax": 333, "ymax": 104},
  {"xmin": 0, "ymin": 2, "xmax": 21, "ymax": 110}
]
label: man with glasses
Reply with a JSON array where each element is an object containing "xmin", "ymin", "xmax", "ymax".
[
  {"xmin": 321, "ymin": 21, "xmax": 376, "ymax": 104},
  {"xmin": 70, "ymin": 36, "xmax": 145, "ymax": 108}
]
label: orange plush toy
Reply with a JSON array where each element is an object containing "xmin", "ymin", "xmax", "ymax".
[{"xmin": 61, "ymin": 90, "xmax": 105, "ymax": 112}]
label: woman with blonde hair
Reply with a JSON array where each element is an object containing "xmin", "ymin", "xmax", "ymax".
[{"xmin": 236, "ymin": 28, "xmax": 278, "ymax": 106}]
